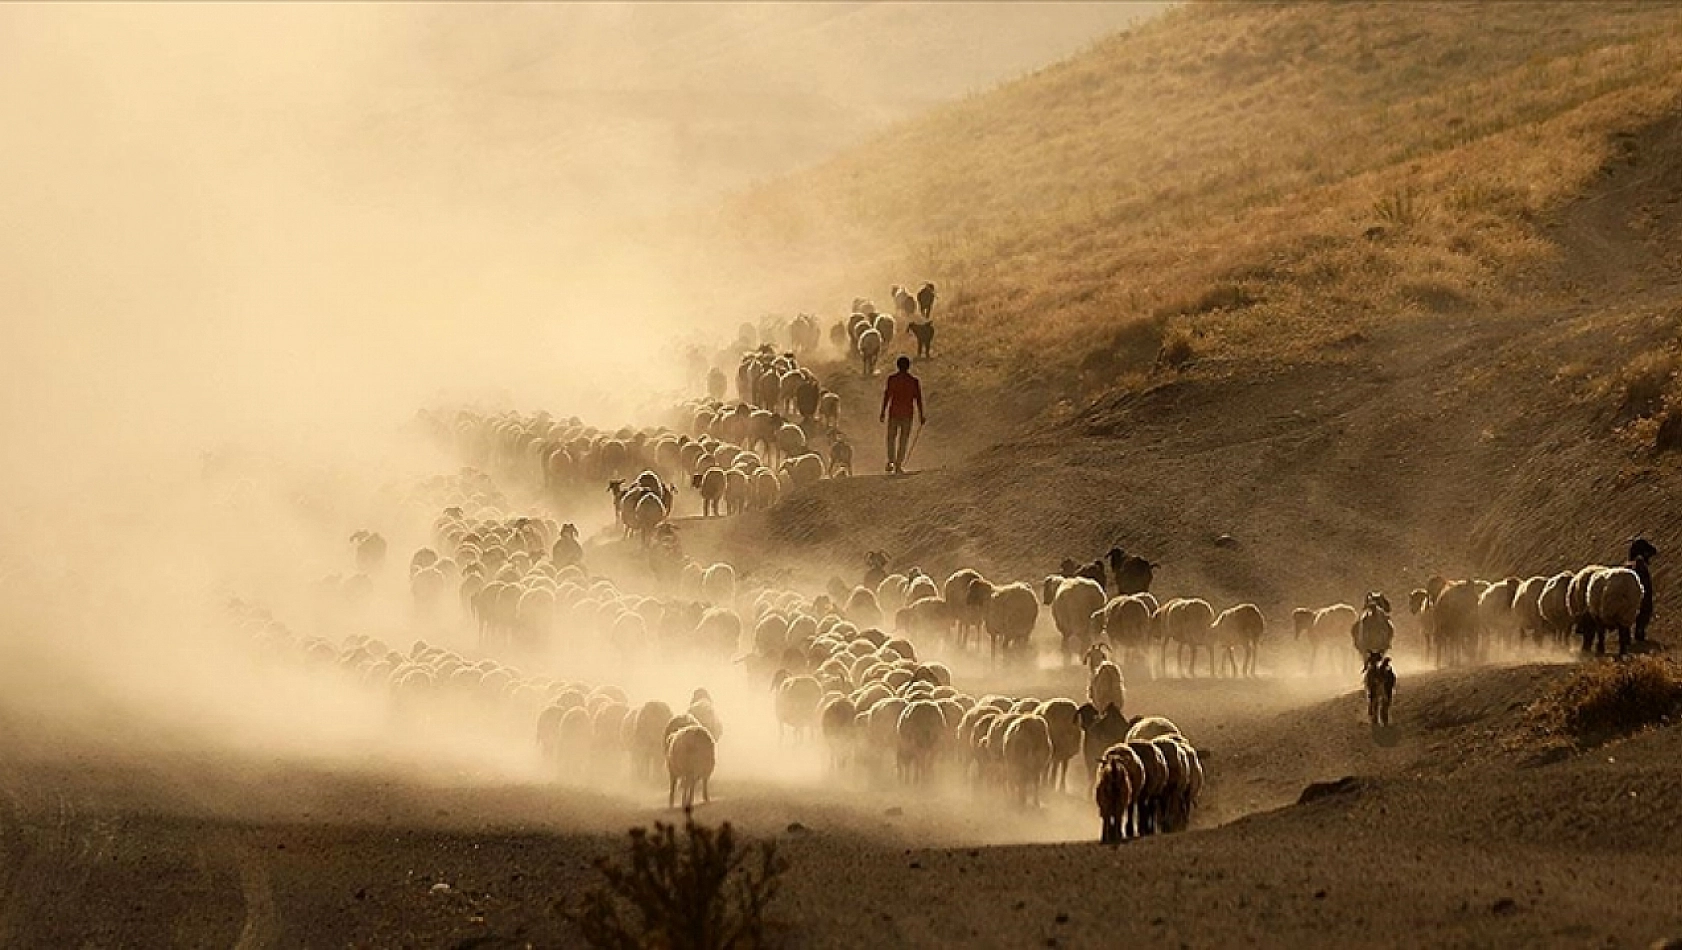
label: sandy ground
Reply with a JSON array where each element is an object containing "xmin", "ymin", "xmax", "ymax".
[{"xmin": 3, "ymin": 655, "xmax": 1680, "ymax": 949}]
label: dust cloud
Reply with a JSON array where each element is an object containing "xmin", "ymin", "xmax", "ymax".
[{"xmin": 0, "ymin": 3, "xmax": 1157, "ymax": 826}]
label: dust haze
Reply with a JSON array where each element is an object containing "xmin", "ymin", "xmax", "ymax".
[{"xmin": 0, "ymin": 2, "xmax": 1159, "ymax": 823}]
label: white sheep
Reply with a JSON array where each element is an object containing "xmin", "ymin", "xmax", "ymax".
[
  {"xmin": 1038, "ymin": 698, "xmax": 1083, "ymax": 792},
  {"xmin": 691, "ymin": 467, "xmax": 726, "ymax": 517},
  {"xmin": 1512, "ymin": 575, "xmax": 1549, "ymax": 647},
  {"xmin": 857, "ymin": 326, "xmax": 883, "ymax": 377},
  {"xmin": 1087, "ymin": 660, "xmax": 1125, "ymax": 719},
  {"xmin": 1043, "ymin": 575, "xmax": 1107, "ymax": 665},
  {"xmin": 1002, "ymin": 714, "xmax": 1054, "ymax": 807},
  {"xmin": 1092, "ymin": 594, "xmax": 1155, "ymax": 667},
  {"xmin": 1159, "ymin": 597, "xmax": 1217, "ymax": 677},
  {"xmin": 983, "ymin": 582, "xmax": 1039, "ymax": 660},
  {"xmin": 1584, "ymin": 565, "xmax": 1645, "ymax": 655},
  {"xmin": 1477, "ymin": 577, "xmax": 1521, "ymax": 650},
  {"xmin": 779, "ymin": 452, "xmax": 825, "ymax": 488},
  {"xmin": 701, "ymin": 563, "xmax": 736, "ymax": 606},
  {"xmin": 1211, "ymin": 603, "xmax": 1265, "ymax": 677},
  {"xmin": 896, "ymin": 700, "xmax": 946, "ymax": 785},
  {"xmin": 1295, "ymin": 603, "xmax": 1357, "ymax": 674},
  {"xmin": 665, "ymin": 723, "xmax": 716, "ymax": 809}
]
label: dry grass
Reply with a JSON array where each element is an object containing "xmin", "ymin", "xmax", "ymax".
[
  {"xmin": 1526, "ymin": 655, "xmax": 1682, "ymax": 746},
  {"xmin": 699, "ymin": 2, "xmax": 1682, "ymax": 401}
]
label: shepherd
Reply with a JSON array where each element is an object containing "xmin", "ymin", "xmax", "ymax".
[{"xmin": 879, "ymin": 355, "xmax": 926, "ymax": 475}]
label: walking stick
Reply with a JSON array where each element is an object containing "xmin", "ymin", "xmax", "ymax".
[{"xmin": 902, "ymin": 418, "xmax": 926, "ymax": 472}]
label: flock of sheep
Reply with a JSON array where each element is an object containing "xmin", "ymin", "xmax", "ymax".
[{"xmin": 273, "ymin": 297, "xmax": 1661, "ymax": 853}]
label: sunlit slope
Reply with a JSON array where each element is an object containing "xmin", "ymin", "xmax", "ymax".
[{"xmin": 710, "ymin": 2, "xmax": 1682, "ymax": 396}]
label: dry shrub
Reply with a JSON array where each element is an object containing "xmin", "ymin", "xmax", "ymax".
[
  {"xmin": 1157, "ymin": 325, "xmax": 1197, "ymax": 371},
  {"xmin": 1527, "ymin": 656, "xmax": 1682, "ymax": 746},
  {"xmin": 1615, "ymin": 348, "xmax": 1678, "ymax": 422},
  {"xmin": 1372, "ymin": 186, "xmax": 1424, "ymax": 227},
  {"xmin": 1655, "ymin": 401, "xmax": 1682, "ymax": 452},
  {"xmin": 1399, "ymin": 279, "xmax": 1471, "ymax": 313},
  {"xmin": 568, "ymin": 817, "xmax": 787, "ymax": 950},
  {"xmin": 1153, "ymin": 283, "xmax": 1256, "ymax": 320},
  {"xmin": 1079, "ymin": 314, "xmax": 1169, "ymax": 382}
]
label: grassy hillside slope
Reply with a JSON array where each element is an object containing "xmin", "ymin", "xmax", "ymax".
[
  {"xmin": 684, "ymin": 2, "xmax": 1682, "ymax": 633},
  {"xmin": 709, "ymin": 2, "xmax": 1682, "ymax": 401}
]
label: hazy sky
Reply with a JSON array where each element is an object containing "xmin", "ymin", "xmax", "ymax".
[{"xmin": 0, "ymin": 3, "xmax": 1163, "ymax": 500}]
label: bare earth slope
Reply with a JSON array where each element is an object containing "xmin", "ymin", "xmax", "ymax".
[{"xmin": 706, "ymin": 105, "xmax": 1682, "ymax": 632}]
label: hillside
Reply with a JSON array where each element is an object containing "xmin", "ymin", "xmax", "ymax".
[
  {"xmin": 682, "ymin": 2, "xmax": 1682, "ymax": 630},
  {"xmin": 707, "ymin": 2, "xmax": 1682, "ymax": 394}
]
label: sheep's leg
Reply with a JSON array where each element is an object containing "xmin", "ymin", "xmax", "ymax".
[
  {"xmin": 668, "ymin": 775, "xmax": 677, "ymax": 808},
  {"xmin": 702, "ymin": 776, "xmax": 710, "ymax": 803}
]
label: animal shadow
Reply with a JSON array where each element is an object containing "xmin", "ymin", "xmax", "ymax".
[{"xmin": 1369, "ymin": 722, "xmax": 1402, "ymax": 747}]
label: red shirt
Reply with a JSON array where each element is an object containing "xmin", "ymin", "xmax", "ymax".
[{"xmin": 882, "ymin": 371, "xmax": 923, "ymax": 419}]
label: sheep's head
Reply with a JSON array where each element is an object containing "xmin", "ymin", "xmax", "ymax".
[
  {"xmin": 1291, "ymin": 608, "xmax": 1314, "ymax": 638},
  {"xmin": 1407, "ymin": 589, "xmax": 1430, "ymax": 614},
  {"xmin": 1631, "ymin": 537, "xmax": 1658, "ymax": 561}
]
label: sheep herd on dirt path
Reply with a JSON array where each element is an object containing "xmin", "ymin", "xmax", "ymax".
[{"xmin": 277, "ymin": 297, "xmax": 1659, "ymax": 853}]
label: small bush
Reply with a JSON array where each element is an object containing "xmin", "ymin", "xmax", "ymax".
[
  {"xmin": 1615, "ymin": 349, "xmax": 1678, "ymax": 422},
  {"xmin": 1372, "ymin": 186, "xmax": 1424, "ymax": 227},
  {"xmin": 1153, "ymin": 282, "xmax": 1256, "ymax": 320},
  {"xmin": 1157, "ymin": 326, "xmax": 1197, "ymax": 370},
  {"xmin": 568, "ymin": 817, "xmax": 787, "ymax": 950},
  {"xmin": 1527, "ymin": 656, "xmax": 1682, "ymax": 745},
  {"xmin": 1655, "ymin": 401, "xmax": 1682, "ymax": 452}
]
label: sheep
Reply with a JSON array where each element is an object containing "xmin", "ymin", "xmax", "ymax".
[
  {"xmin": 701, "ymin": 563, "xmax": 736, "ymax": 605},
  {"xmin": 687, "ymin": 690, "xmax": 724, "ymax": 743},
  {"xmin": 1087, "ymin": 659, "xmax": 1125, "ymax": 719},
  {"xmin": 1296, "ymin": 603, "xmax": 1357, "ymax": 674},
  {"xmin": 1094, "ymin": 746, "xmax": 1138, "ymax": 844},
  {"xmin": 1126, "ymin": 716, "xmax": 1182, "ymax": 743},
  {"xmin": 1038, "ymin": 698, "xmax": 1084, "ymax": 792},
  {"xmin": 820, "ymin": 695, "xmax": 858, "ymax": 770},
  {"xmin": 818, "ymin": 390, "xmax": 841, "ymax": 432},
  {"xmin": 1106, "ymin": 547, "xmax": 1156, "ymax": 595},
  {"xmin": 892, "ymin": 284, "xmax": 917, "ymax": 321},
  {"xmin": 1433, "ymin": 580, "xmax": 1483, "ymax": 667},
  {"xmin": 1092, "ymin": 594, "xmax": 1155, "ymax": 667},
  {"xmin": 983, "ymin": 582, "xmax": 1039, "ymax": 660},
  {"xmin": 909, "ymin": 320, "xmax": 935, "ymax": 358},
  {"xmin": 916, "ymin": 281, "xmax": 937, "ymax": 319},
  {"xmin": 896, "ymin": 700, "xmax": 946, "ymax": 785},
  {"xmin": 863, "ymin": 551, "xmax": 891, "ymax": 590},
  {"xmin": 630, "ymin": 700, "xmax": 675, "ymax": 779},
  {"xmin": 828, "ymin": 434, "xmax": 853, "ymax": 477},
  {"xmin": 551, "ymin": 523, "xmax": 584, "ymax": 568},
  {"xmin": 1002, "ymin": 714, "xmax": 1054, "ymax": 807},
  {"xmin": 1159, "ymin": 598, "xmax": 1217, "ymax": 678},
  {"xmin": 1627, "ymin": 537, "xmax": 1657, "ymax": 642},
  {"xmin": 1155, "ymin": 735, "xmax": 1201, "ymax": 833},
  {"xmin": 665, "ymin": 724, "xmax": 716, "ymax": 809},
  {"xmin": 1512, "ymin": 575, "xmax": 1549, "ymax": 647},
  {"xmin": 1211, "ymin": 603, "xmax": 1265, "ymax": 677},
  {"xmin": 1125, "ymin": 739, "xmax": 1170, "ymax": 835},
  {"xmin": 1350, "ymin": 592, "xmax": 1394, "ymax": 660},
  {"xmin": 1043, "ymin": 575, "xmax": 1107, "ymax": 666},
  {"xmin": 1537, "ymin": 571, "xmax": 1574, "ymax": 647},
  {"xmin": 774, "ymin": 674, "xmax": 824, "ymax": 741},
  {"xmin": 1362, "ymin": 651, "xmax": 1395, "ymax": 728},
  {"xmin": 1478, "ymin": 577, "xmax": 1521, "ymax": 650},
  {"xmin": 1077, "ymin": 702, "xmax": 1131, "ymax": 781},
  {"xmin": 779, "ymin": 452, "xmax": 825, "ymax": 488},
  {"xmin": 1584, "ymin": 566, "xmax": 1646, "ymax": 655},
  {"xmin": 857, "ymin": 326, "xmax": 883, "ymax": 377},
  {"xmin": 692, "ymin": 467, "xmax": 726, "ymax": 517},
  {"xmin": 872, "ymin": 312, "xmax": 896, "ymax": 349}
]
